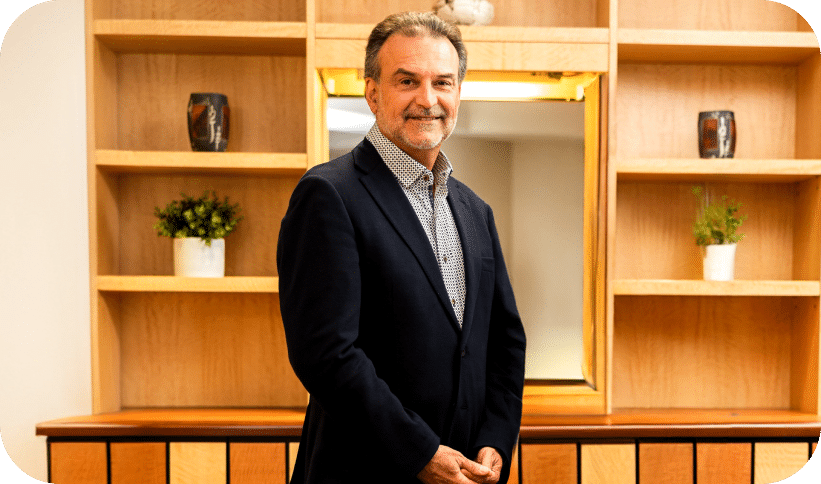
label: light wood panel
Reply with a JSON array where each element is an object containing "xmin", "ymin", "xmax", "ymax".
[
  {"xmin": 581, "ymin": 444, "xmax": 635, "ymax": 484},
  {"xmin": 110, "ymin": 442, "xmax": 166, "ymax": 484},
  {"xmin": 520, "ymin": 444, "xmax": 576, "ymax": 484},
  {"xmin": 94, "ymin": 292, "xmax": 122, "ymax": 413},
  {"xmin": 114, "ymin": 53, "xmax": 306, "ymax": 153},
  {"xmin": 697, "ymin": 443, "xmax": 752, "ymax": 484},
  {"xmin": 315, "ymin": 39, "xmax": 609, "ymax": 73},
  {"xmin": 230, "ymin": 443, "xmax": 287, "ymax": 484},
  {"xmin": 170, "ymin": 442, "xmax": 226, "ymax": 484},
  {"xmin": 119, "ymin": 293, "xmax": 306, "ymax": 407},
  {"xmin": 615, "ymin": 63, "xmax": 797, "ymax": 160},
  {"xmin": 754, "ymin": 442, "xmax": 809, "ymax": 483},
  {"xmin": 797, "ymin": 55, "xmax": 821, "ymax": 159},
  {"xmin": 615, "ymin": 182, "xmax": 799, "ymax": 281},
  {"xmin": 113, "ymin": 173, "xmax": 298, "ymax": 277},
  {"xmin": 618, "ymin": 0, "xmax": 802, "ymax": 31},
  {"xmin": 316, "ymin": 0, "xmax": 603, "ymax": 28},
  {"xmin": 50, "ymin": 442, "xmax": 107, "ymax": 484},
  {"xmin": 791, "ymin": 297, "xmax": 820, "ymax": 414},
  {"xmin": 639, "ymin": 443, "xmax": 692, "ymax": 484},
  {"xmin": 107, "ymin": 0, "xmax": 305, "ymax": 22},
  {"xmin": 613, "ymin": 296, "xmax": 794, "ymax": 409}
]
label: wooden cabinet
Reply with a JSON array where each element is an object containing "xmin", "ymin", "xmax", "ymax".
[
  {"xmin": 610, "ymin": 0, "xmax": 821, "ymax": 420},
  {"xmin": 86, "ymin": 0, "xmax": 314, "ymax": 413}
]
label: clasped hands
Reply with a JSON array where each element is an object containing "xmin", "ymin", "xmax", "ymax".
[{"xmin": 417, "ymin": 445, "xmax": 503, "ymax": 484}]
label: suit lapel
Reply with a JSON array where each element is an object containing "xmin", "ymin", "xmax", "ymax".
[
  {"xmin": 447, "ymin": 178, "xmax": 479, "ymax": 345},
  {"xmin": 353, "ymin": 140, "xmax": 461, "ymax": 331}
]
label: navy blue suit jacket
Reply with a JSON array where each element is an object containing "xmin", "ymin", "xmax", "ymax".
[{"xmin": 277, "ymin": 139, "xmax": 526, "ymax": 483}]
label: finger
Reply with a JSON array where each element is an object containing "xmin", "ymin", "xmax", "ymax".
[{"xmin": 460, "ymin": 458, "xmax": 493, "ymax": 480}]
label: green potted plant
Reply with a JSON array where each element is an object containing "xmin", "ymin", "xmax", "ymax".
[
  {"xmin": 692, "ymin": 185, "xmax": 747, "ymax": 281},
  {"xmin": 154, "ymin": 191, "xmax": 242, "ymax": 277}
]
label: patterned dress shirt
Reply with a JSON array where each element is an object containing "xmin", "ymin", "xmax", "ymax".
[{"xmin": 366, "ymin": 124, "xmax": 467, "ymax": 327}]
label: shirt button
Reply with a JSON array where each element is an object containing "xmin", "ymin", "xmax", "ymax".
[{"xmin": 423, "ymin": 175, "xmax": 430, "ymax": 182}]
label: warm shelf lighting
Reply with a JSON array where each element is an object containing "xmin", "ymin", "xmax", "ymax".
[{"xmin": 319, "ymin": 68, "xmax": 600, "ymax": 101}]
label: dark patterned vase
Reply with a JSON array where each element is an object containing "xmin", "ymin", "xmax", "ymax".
[
  {"xmin": 698, "ymin": 111, "xmax": 735, "ymax": 158},
  {"xmin": 188, "ymin": 93, "xmax": 230, "ymax": 152}
]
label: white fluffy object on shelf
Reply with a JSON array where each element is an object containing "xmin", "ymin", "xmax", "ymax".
[{"xmin": 433, "ymin": 0, "xmax": 495, "ymax": 26}]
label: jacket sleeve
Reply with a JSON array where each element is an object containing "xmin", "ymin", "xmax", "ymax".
[
  {"xmin": 472, "ymin": 205, "xmax": 527, "ymax": 481},
  {"xmin": 276, "ymin": 173, "xmax": 440, "ymax": 478}
]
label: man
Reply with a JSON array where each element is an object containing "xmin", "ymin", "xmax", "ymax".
[{"xmin": 277, "ymin": 11, "xmax": 526, "ymax": 484}]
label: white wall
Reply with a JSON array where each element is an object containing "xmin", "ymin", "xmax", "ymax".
[
  {"xmin": 0, "ymin": 0, "xmax": 90, "ymax": 480},
  {"xmin": 509, "ymin": 138, "xmax": 585, "ymax": 380}
]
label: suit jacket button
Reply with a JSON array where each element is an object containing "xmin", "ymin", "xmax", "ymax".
[{"xmin": 461, "ymin": 349, "xmax": 466, "ymax": 357}]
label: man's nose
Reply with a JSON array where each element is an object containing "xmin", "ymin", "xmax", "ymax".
[{"xmin": 415, "ymin": 82, "xmax": 438, "ymax": 108}]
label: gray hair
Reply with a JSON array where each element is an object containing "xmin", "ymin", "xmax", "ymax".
[{"xmin": 365, "ymin": 12, "xmax": 467, "ymax": 83}]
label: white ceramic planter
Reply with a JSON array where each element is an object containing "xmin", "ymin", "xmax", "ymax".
[
  {"xmin": 174, "ymin": 237, "xmax": 225, "ymax": 277},
  {"xmin": 703, "ymin": 243, "xmax": 737, "ymax": 281}
]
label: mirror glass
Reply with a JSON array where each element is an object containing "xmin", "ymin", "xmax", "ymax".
[{"xmin": 327, "ymin": 88, "xmax": 587, "ymax": 381}]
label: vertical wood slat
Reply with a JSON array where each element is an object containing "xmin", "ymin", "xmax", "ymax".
[
  {"xmin": 697, "ymin": 443, "xmax": 752, "ymax": 484},
  {"xmin": 581, "ymin": 444, "xmax": 635, "ymax": 484},
  {"xmin": 50, "ymin": 442, "xmax": 108, "ymax": 484},
  {"xmin": 288, "ymin": 442, "xmax": 300, "ymax": 481},
  {"xmin": 508, "ymin": 444, "xmax": 519, "ymax": 484},
  {"xmin": 754, "ymin": 442, "xmax": 809, "ymax": 484},
  {"xmin": 639, "ymin": 443, "xmax": 693, "ymax": 484},
  {"xmin": 170, "ymin": 442, "xmax": 226, "ymax": 484},
  {"xmin": 520, "ymin": 444, "xmax": 577, "ymax": 484},
  {"xmin": 230, "ymin": 442, "xmax": 287, "ymax": 484},
  {"xmin": 110, "ymin": 442, "xmax": 166, "ymax": 484}
]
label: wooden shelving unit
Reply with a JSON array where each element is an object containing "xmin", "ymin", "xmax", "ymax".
[{"xmin": 79, "ymin": 0, "xmax": 821, "ymax": 428}]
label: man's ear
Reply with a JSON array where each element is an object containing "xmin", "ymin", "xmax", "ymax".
[{"xmin": 364, "ymin": 78, "xmax": 378, "ymax": 115}]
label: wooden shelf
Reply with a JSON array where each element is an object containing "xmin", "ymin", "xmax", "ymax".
[
  {"xmin": 521, "ymin": 408, "xmax": 821, "ymax": 439},
  {"xmin": 95, "ymin": 150, "xmax": 308, "ymax": 175},
  {"xmin": 36, "ymin": 407, "xmax": 821, "ymax": 439},
  {"xmin": 617, "ymin": 158, "xmax": 821, "ymax": 182},
  {"xmin": 316, "ymin": 23, "xmax": 609, "ymax": 43},
  {"xmin": 36, "ymin": 408, "xmax": 305, "ymax": 437},
  {"xmin": 614, "ymin": 279, "xmax": 821, "ymax": 297},
  {"xmin": 94, "ymin": 19, "xmax": 307, "ymax": 55},
  {"xmin": 618, "ymin": 29, "xmax": 820, "ymax": 64},
  {"xmin": 97, "ymin": 276, "xmax": 279, "ymax": 293}
]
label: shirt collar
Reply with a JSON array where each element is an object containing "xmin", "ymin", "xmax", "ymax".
[{"xmin": 366, "ymin": 124, "xmax": 453, "ymax": 189}]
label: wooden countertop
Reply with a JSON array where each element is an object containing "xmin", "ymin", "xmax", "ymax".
[{"xmin": 36, "ymin": 408, "xmax": 821, "ymax": 439}]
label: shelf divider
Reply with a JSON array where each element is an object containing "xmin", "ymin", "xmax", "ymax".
[
  {"xmin": 614, "ymin": 279, "xmax": 821, "ymax": 297},
  {"xmin": 95, "ymin": 150, "xmax": 308, "ymax": 175},
  {"xmin": 97, "ymin": 275, "xmax": 280, "ymax": 293},
  {"xmin": 94, "ymin": 19, "xmax": 308, "ymax": 55},
  {"xmin": 617, "ymin": 158, "xmax": 821, "ymax": 182},
  {"xmin": 618, "ymin": 28, "xmax": 819, "ymax": 64}
]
